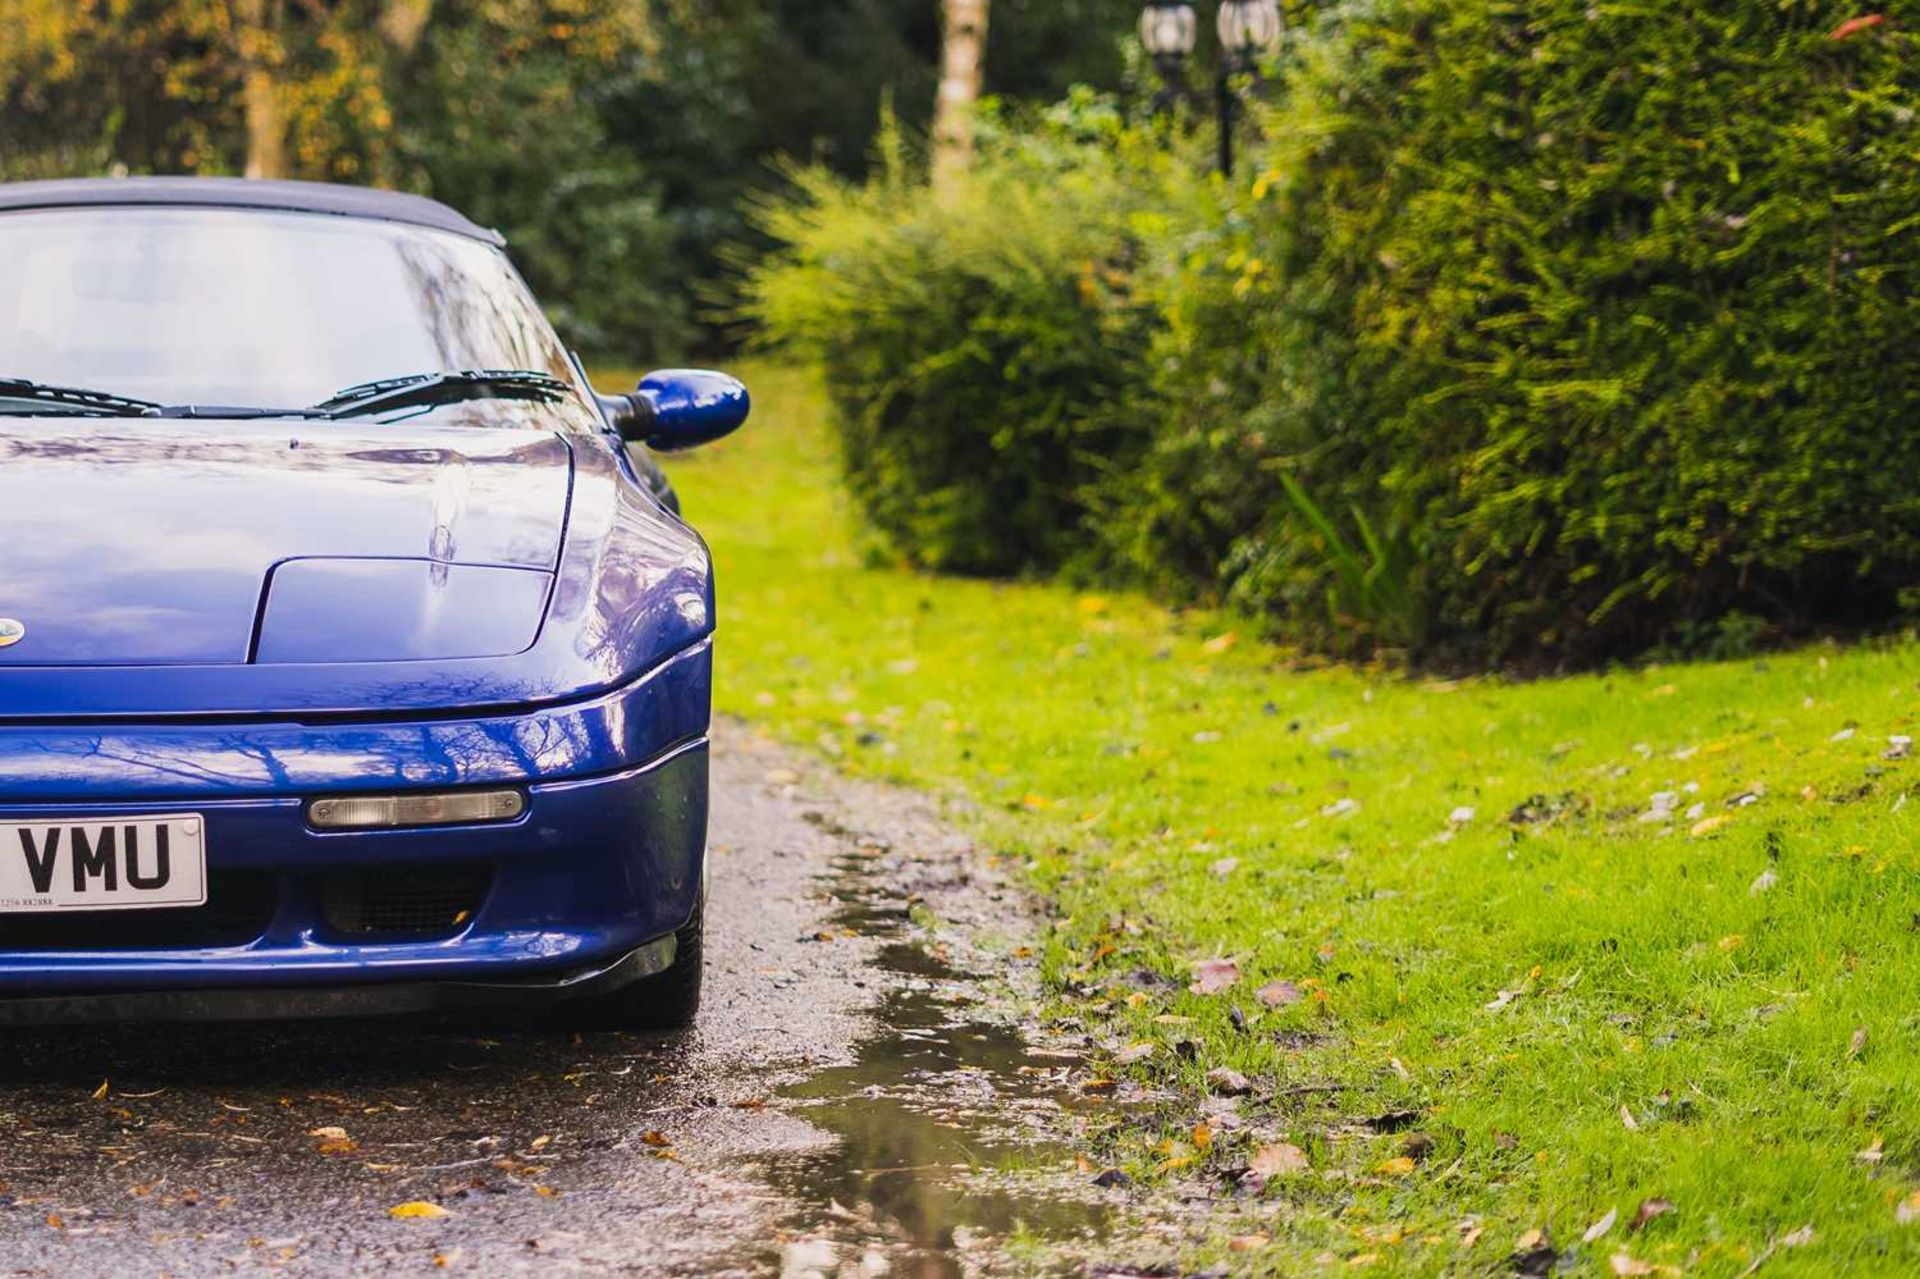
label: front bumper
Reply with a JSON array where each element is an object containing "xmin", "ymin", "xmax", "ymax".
[
  {"xmin": 0, "ymin": 934, "xmax": 678, "ymax": 1027},
  {"xmin": 0, "ymin": 647, "xmax": 712, "ymax": 1012}
]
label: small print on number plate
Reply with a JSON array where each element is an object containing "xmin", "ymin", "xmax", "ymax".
[{"xmin": 0, "ymin": 815, "xmax": 208, "ymax": 913}]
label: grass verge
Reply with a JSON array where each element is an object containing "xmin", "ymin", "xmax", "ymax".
[{"xmin": 652, "ymin": 363, "xmax": 1920, "ymax": 1276}]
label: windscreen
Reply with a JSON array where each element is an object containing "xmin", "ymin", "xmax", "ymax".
[{"xmin": 0, "ymin": 206, "xmax": 583, "ymax": 409}]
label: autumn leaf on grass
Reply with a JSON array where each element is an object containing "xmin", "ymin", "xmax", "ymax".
[
  {"xmin": 1189, "ymin": 958, "xmax": 1240, "ymax": 995},
  {"xmin": 1485, "ymin": 966, "xmax": 1540, "ymax": 1012},
  {"xmin": 1583, "ymin": 1208, "xmax": 1618, "ymax": 1243},
  {"xmin": 1376, "ymin": 1155, "xmax": 1417, "ymax": 1177},
  {"xmin": 1205, "ymin": 1067, "xmax": 1253, "ymax": 1097},
  {"xmin": 1898, "ymin": 1190, "xmax": 1920, "ymax": 1225},
  {"xmin": 1610, "ymin": 1255, "xmax": 1654, "ymax": 1277},
  {"xmin": 1629, "ymin": 1198, "xmax": 1674, "ymax": 1231},
  {"xmin": 1250, "ymin": 1142, "xmax": 1308, "ymax": 1177},
  {"xmin": 1202, "ymin": 632, "xmax": 1239, "ymax": 655},
  {"xmin": 388, "ymin": 1202, "xmax": 451, "ymax": 1220},
  {"xmin": 1255, "ymin": 980, "xmax": 1303, "ymax": 1008}
]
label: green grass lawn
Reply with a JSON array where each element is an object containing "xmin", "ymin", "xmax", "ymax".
[{"xmin": 656, "ymin": 363, "xmax": 1920, "ymax": 1275}]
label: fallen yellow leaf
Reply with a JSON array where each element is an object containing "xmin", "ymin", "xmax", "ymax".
[
  {"xmin": 1690, "ymin": 814, "xmax": 1734, "ymax": 837},
  {"xmin": 1250, "ymin": 1142, "xmax": 1309, "ymax": 1177},
  {"xmin": 388, "ymin": 1202, "xmax": 451, "ymax": 1220},
  {"xmin": 1377, "ymin": 1156, "xmax": 1418, "ymax": 1177}
]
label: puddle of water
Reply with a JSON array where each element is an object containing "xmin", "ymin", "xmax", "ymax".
[{"xmin": 760, "ymin": 852, "xmax": 1113, "ymax": 1276}]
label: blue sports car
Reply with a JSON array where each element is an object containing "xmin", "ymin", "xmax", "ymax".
[{"xmin": 0, "ymin": 177, "xmax": 748, "ymax": 1029}]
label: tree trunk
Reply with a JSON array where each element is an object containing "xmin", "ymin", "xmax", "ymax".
[
  {"xmin": 931, "ymin": 0, "xmax": 989, "ymax": 198},
  {"xmin": 379, "ymin": 0, "xmax": 435, "ymax": 54},
  {"xmin": 234, "ymin": 0, "xmax": 288, "ymax": 179}
]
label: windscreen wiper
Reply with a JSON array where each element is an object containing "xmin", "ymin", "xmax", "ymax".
[
  {"xmin": 314, "ymin": 370, "xmax": 572, "ymax": 420},
  {"xmin": 0, "ymin": 378, "xmax": 331, "ymax": 420},
  {"xmin": 0, "ymin": 378, "xmax": 162, "ymax": 418}
]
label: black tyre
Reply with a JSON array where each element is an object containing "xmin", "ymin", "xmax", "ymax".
[{"xmin": 561, "ymin": 900, "xmax": 703, "ymax": 1031}]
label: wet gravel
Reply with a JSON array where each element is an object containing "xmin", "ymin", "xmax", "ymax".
[{"xmin": 0, "ymin": 724, "xmax": 1107, "ymax": 1277}]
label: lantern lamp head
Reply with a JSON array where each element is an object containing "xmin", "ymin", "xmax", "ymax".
[
  {"xmin": 1217, "ymin": 0, "xmax": 1285, "ymax": 71},
  {"xmin": 1139, "ymin": 0, "xmax": 1200, "ymax": 72}
]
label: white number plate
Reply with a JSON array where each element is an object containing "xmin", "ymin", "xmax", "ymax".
[{"xmin": 0, "ymin": 815, "xmax": 208, "ymax": 913}]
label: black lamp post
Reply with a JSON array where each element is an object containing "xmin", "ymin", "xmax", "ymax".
[{"xmin": 1141, "ymin": 0, "xmax": 1286, "ymax": 176}]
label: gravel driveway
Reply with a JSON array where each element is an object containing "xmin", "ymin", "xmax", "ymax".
[{"xmin": 0, "ymin": 724, "xmax": 1109, "ymax": 1277}]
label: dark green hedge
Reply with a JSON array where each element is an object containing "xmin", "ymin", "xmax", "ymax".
[{"xmin": 1121, "ymin": 0, "xmax": 1920, "ymax": 662}]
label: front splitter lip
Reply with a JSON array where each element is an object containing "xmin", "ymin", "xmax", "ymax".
[{"xmin": 0, "ymin": 933, "xmax": 676, "ymax": 1027}]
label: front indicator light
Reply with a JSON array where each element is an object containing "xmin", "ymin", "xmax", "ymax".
[{"xmin": 308, "ymin": 790, "xmax": 526, "ymax": 831}]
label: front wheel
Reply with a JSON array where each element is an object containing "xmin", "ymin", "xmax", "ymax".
[{"xmin": 561, "ymin": 900, "xmax": 703, "ymax": 1031}]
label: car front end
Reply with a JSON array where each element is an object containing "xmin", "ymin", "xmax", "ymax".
[{"xmin": 0, "ymin": 180, "xmax": 748, "ymax": 1026}]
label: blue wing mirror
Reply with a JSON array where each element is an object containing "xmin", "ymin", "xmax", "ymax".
[{"xmin": 598, "ymin": 369, "xmax": 750, "ymax": 452}]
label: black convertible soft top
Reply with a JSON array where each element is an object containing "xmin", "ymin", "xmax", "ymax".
[{"xmin": 0, "ymin": 176, "xmax": 505, "ymax": 247}]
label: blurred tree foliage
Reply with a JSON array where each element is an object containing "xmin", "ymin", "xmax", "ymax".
[{"xmin": 0, "ymin": 0, "xmax": 1139, "ymax": 359}]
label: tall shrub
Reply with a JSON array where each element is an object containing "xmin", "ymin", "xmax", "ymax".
[
  {"xmin": 1124, "ymin": 0, "xmax": 1920, "ymax": 663},
  {"xmin": 744, "ymin": 102, "xmax": 1167, "ymax": 574}
]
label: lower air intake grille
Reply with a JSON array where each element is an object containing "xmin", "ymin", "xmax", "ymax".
[
  {"xmin": 321, "ymin": 866, "xmax": 490, "ymax": 939},
  {"xmin": 0, "ymin": 872, "xmax": 278, "ymax": 952}
]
